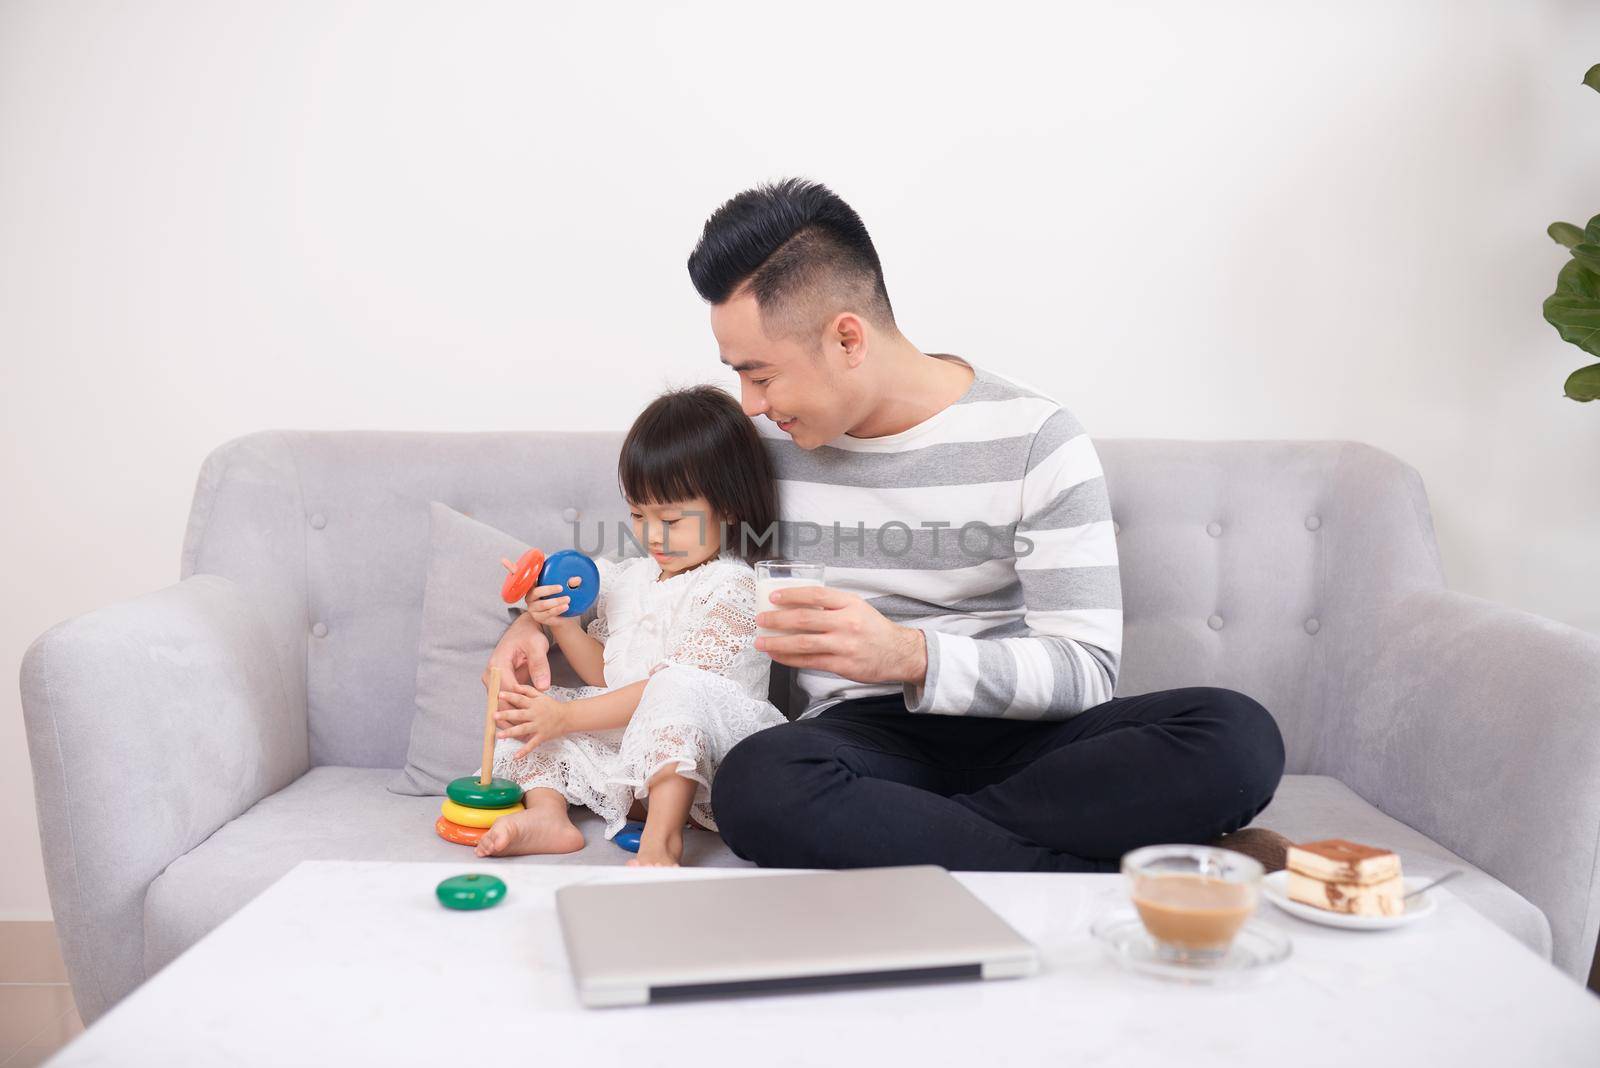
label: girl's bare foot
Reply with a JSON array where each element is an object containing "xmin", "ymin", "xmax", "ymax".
[
  {"xmin": 628, "ymin": 827, "xmax": 683, "ymax": 867},
  {"xmin": 474, "ymin": 789, "xmax": 583, "ymax": 857},
  {"xmin": 627, "ymin": 770, "xmax": 695, "ymax": 867}
]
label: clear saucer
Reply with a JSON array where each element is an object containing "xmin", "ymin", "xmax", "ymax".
[{"xmin": 1089, "ymin": 909, "xmax": 1292, "ymax": 985}]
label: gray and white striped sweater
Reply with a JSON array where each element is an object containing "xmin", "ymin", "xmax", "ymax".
[{"xmin": 752, "ymin": 355, "xmax": 1123, "ymax": 721}]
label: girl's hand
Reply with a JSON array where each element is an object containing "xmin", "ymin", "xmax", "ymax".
[
  {"xmin": 495, "ymin": 683, "xmax": 571, "ymax": 758},
  {"xmin": 524, "ymin": 583, "xmax": 578, "ymax": 629}
]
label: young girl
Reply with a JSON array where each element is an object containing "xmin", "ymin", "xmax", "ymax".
[{"xmin": 474, "ymin": 384, "xmax": 787, "ymax": 867}]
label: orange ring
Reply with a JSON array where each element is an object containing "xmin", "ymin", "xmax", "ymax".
[
  {"xmin": 435, "ymin": 815, "xmax": 486, "ymax": 846},
  {"xmin": 500, "ymin": 548, "xmax": 546, "ymax": 603}
]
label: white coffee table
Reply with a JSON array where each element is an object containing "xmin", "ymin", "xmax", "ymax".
[{"xmin": 50, "ymin": 861, "xmax": 1600, "ymax": 1066}]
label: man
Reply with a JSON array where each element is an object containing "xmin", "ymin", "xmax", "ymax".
[{"xmin": 490, "ymin": 178, "xmax": 1287, "ymax": 872}]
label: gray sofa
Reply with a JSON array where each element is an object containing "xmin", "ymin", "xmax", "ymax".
[{"xmin": 21, "ymin": 430, "xmax": 1600, "ymax": 1023}]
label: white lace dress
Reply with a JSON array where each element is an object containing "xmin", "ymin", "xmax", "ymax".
[{"xmin": 484, "ymin": 548, "xmax": 786, "ymax": 837}]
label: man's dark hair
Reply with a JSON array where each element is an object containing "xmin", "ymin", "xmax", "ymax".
[
  {"xmin": 687, "ymin": 178, "xmax": 895, "ymax": 339},
  {"xmin": 617, "ymin": 384, "xmax": 780, "ymax": 566}
]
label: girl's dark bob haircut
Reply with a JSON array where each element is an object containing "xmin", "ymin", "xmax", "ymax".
[{"xmin": 617, "ymin": 384, "xmax": 780, "ymax": 566}]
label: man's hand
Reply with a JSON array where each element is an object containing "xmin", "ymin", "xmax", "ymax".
[
  {"xmin": 484, "ymin": 613, "xmax": 552, "ymax": 706},
  {"xmin": 755, "ymin": 586, "xmax": 928, "ymax": 686},
  {"xmin": 494, "ymin": 682, "xmax": 571, "ymax": 759}
]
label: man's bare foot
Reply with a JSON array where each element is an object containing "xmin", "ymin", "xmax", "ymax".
[
  {"xmin": 627, "ymin": 828, "xmax": 683, "ymax": 868},
  {"xmin": 1206, "ymin": 826, "xmax": 1292, "ymax": 873},
  {"xmin": 474, "ymin": 806, "xmax": 583, "ymax": 858}
]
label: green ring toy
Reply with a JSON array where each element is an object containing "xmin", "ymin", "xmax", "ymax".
[
  {"xmin": 446, "ymin": 776, "xmax": 523, "ymax": 809},
  {"xmin": 436, "ymin": 872, "xmax": 507, "ymax": 911}
]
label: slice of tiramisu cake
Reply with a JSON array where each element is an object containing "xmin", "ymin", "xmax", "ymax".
[{"xmin": 1286, "ymin": 839, "xmax": 1405, "ymax": 917}]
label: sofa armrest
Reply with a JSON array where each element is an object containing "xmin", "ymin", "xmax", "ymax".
[
  {"xmin": 18, "ymin": 575, "xmax": 309, "ymax": 1021},
  {"xmin": 1316, "ymin": 588, "xmax": 1600, "ymax": 979}
]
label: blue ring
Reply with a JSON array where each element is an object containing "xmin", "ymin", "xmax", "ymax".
[
  {"xmin": 613, "ymin": 821, "xmax": 643, "ymax": 853},
  {"xmin": 540, "ymin": 550, "xmax": 600, "ymax": 618}
]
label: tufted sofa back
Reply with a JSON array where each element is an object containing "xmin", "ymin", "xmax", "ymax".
[
  {"xmin": 1101, "ymin": 440, "xmax": 1443, "ymax": 770},
  {"xmin": 180, "ymin": 432, "xmax": 1444, "ymax": 774}
]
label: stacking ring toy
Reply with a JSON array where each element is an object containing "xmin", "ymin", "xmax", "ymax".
[
  {"xmin": 432, "ymin": 667, "xmax": 536, "ymax": 850},
  {"xmin": 447, "ymin": 776, "xmax": 523, "ymax": 809},
  {"xmin": 613, "ymin": 821, "xmax": 644, "ymax": 853},
  {"xmin": 441, "ymin": 798, "xmax": 523, "ymax": 829},
  {"xmin": 435, "ymin": 815, "xmax": 487, "ymax": 846},
  {"xmin": 436, "ymin": 872, "xmax": 507, "ymax": 911},
  {"xmin": 500, "ymin": 549, "xmax": 547, "ymax": 604},
  {"xmin": 540, "ymin": 550, "xmax": 600, "ymax": 618},
  {"xmin": 500, "ymin": 548, "xmax": 599, "ymax": 618}
]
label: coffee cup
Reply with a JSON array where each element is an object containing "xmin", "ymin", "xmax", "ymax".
[{"xmin": 1122, "ymin": 844, "xmax": 1263, "ymax": 962}]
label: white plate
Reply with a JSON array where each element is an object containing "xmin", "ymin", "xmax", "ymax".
[{"xmin": 1261, "ymin": 871, "xmax": 1437, "ymax": 930}]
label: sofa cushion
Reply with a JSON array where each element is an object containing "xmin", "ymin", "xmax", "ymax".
[
  {"xmin": 144, "ymin": 768, "xmax": 1551, "ymax": 980},
  {"xmin": 145, "ymin": 766, "xmax": 746, "ymax": 976},
  {"xmin": 1253, "ymin": 775, "xmax": 1551, "ymax": 958},
  {"xmin": 392, "ymin": 503, "xmax": 599, "ymax": 795}
]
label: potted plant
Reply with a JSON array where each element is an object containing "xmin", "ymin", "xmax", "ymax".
[{"xmin": 1542, "ymin": 64, "xmax": 1600, "ymax": 403}]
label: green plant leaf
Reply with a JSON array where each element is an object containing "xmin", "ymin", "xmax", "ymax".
[
  {"xmin": 1554, "ymin": 258, "xmax": 1600, "ymax": 298},
  {"xmin": 1545, "ymin": 261, "xmax": 1600, "ymax": 358},
  {"xmin": 1572, "ymin": 244, "xmax": 1600, "ymax": 274},
  {"xmin": 1585, "ymin": 213, "xmax": 1600, "ymax": 245},
  {"xmin": 1550, "ymin": 221, "xmax": 1586, "ymax": 248},
  {"xmin": 1585, "ymin": 64, "xmax": 1600, "ymax": 93},
  {"xmin": 1565, "ymin": 363, "xmax": 1600, "ymax": 401}
]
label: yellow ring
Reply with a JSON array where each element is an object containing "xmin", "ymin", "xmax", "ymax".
[{"xmin": 440, "ymin": 798, "xmax": 523, "ymax": 828}]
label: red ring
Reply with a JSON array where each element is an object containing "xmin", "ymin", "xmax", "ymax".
[
  {"xmin": 435, "ymin": 815, "xmax": 487, "ymax": 846},
  {"xmin": 500, "ymin": 548, "xmax": 546, "ymax": 604}
]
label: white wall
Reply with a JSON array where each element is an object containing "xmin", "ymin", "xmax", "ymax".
[{"xmin": 3, "ymin": 0, "xmax": 1598, "ymax": 918}]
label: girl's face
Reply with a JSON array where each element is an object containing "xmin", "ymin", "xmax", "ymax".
[{"xmin": 628, "ymin": 495, "xmax": 723, "ymax": 578}]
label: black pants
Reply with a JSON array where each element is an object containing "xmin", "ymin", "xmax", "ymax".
[{"xmin": 712, "ymin": 686, "xmax": 1286, "ymax": 873}]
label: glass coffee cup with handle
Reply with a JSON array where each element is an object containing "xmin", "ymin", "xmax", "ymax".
[{"xmin": 1122, "ymin": 844, "xmax": 1263, "ymax": 962}]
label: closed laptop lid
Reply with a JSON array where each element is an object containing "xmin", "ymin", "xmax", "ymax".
[{"xmin": 556, "ymin": 865, "xmax": 1038, "ymax": 1007}]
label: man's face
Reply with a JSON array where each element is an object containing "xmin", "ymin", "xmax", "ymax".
[{"xmin": 710, "ymin": 291, "xmax": 856, "ymax": 450}]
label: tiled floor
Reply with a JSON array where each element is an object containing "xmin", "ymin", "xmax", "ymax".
[{"xmin": 0, "ymin": 922, "xmax": 82, "ymax": 1066}]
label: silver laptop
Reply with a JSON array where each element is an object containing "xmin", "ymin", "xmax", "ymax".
[{"xmin": 555, "ymin": 865, "xmax": 1038, "ymax": 1007}]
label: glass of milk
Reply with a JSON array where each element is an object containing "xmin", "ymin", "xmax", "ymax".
[{"xmin": 754, "ymin": 560, "xmax": 826, "ymax": 640}]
